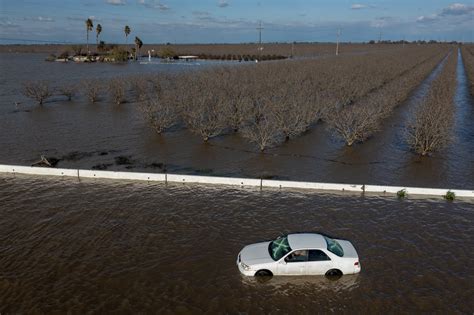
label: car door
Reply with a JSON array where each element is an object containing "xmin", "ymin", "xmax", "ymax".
[
  {"xmin": 306, "ymin": 249, "xmax": 333, "ymax": 275},
  {"xmin": 277, "ymin": 250, "xmax": 308, "ymax": 275}
]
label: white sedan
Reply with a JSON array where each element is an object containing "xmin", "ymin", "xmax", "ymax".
[{"xmin": 237, "ymin": 233, "xmax": 361, "ymax": 277}]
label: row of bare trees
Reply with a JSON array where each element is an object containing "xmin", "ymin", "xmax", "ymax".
[
  {"xmin": 325, "ymin": 48, "xmax": 448, "ymax": 145},
  {"xmin": 22, "ymin": 45, "xmax": 455, "ymax": 153},
  {"xmin": 130, "ymin": 43, "xmax": 447, "ymax": 59},
  {"xmin": 461, "ymin": 45, "xmax": 474, "ymax": 95},
  {"xmin": 405, "ymin": 51, "xmax": 458, "ymax": 156},
  {"xmin": 137, "ymin": 46, "xmax": 451, "ymax": 151},
  {"xmin": 22, "ymin": 77, "xmax": 141, "ymax": 106}
]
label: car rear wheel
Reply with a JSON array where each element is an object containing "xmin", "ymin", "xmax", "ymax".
[{"xmin": 325, "ymin": 269, "xmax": 343, "ymax": 279}]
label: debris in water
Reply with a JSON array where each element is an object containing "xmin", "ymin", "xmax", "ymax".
[{"xmin": 31, "ymin": 155, "xmax": 60, "ymax": 167}]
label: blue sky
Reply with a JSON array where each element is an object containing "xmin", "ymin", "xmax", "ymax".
[{"xmin": 0, "ymin": 0, "xmax": 472, "ymax": 44}]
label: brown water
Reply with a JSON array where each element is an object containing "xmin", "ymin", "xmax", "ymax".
[
  {"xmin": 0, "ymin": 174, "xmax": 473, "ymax": 313},
  {"xmin": 0, "ymin": 52, "xmax": 473, "ymax": 189}
]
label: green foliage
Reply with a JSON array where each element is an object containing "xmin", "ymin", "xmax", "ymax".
[
  {"xmin": 159, "ymin": 47, "xmax": 177, "ymax": 58},
  {"xmin": 134, "ymin": 36, "xmax": 143, "ymax": 48},
  {"xmin": 108, "ymin": 47, "xmax": 128, "ymax": 62},
  {"xmin": 85, "ymin": 18, "xmax": 93, "ymax": 31},
  {"xmin": 397, "ymin": 189, "xmax": 407, "ymax": 199},
  {"xmin": 444, "ymin": 191, "xmax": 455, "ymax": 201}
]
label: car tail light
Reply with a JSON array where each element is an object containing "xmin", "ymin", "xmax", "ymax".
[{"xmin": 354, "ymin": 261, "xmax": 359, "ymax": 266}]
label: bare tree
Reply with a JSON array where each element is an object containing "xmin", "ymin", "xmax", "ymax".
[
  {"xmin": 139, "ymin": 91, "xmax": 179, "ymax": 134},
  {"xmin": 180, "ymin": 73, "xmax": 227, "ymax": 141},
  {"xmin": 241, "ymin": 96, "xmax": 282, "ymax": 151},
  {"xmin": 82, "ymin": 79, "xmax": 102, "ymax": 103},
  {"xmin": 22, "ymin": 81, "xmax": 52, "ymax": 105},
  {"xmin": 108, "ymin": 78, "xmax": 127, "ymax": 105},
  {"xmin": 130, "ymin": 76, "xmax": 149, "ymax": 101},
  {"xmin": 272, "ymin": 77, "xmax": 321, "ymax": 141},
  {"xmin": 406, "ymin": 51, "xmax": 457, "ymax": 155},
  {"xmin": 325, "ymin": 101, "xmax": 383, "ymax": 146},
  {"xmin": 406, "ymin": 103, "xmax": 452, "ymax": 155},
  {"xmin": 218, "ymin": 69, "xmax": 254, "ymax": 132}
]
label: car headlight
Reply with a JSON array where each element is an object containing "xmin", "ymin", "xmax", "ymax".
[{"xmin": 240, "ymin": 262, "xmax": 251, "ymax": 271}]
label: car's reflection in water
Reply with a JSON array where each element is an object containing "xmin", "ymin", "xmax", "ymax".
[{"xmin": 240, "ymin": 274, "xmax": 360, "ymax": 293}]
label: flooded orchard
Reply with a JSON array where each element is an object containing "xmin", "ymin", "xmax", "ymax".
[
  {"xmin": 0, "ymin": 175, "xmax": 473, "ymax": 313},
  {"xmin": 1, "ymin": 48, "xmax": 473, "ymax": 189}
]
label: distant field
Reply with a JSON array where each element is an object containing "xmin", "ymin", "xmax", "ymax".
[{"xmin": 0, "ymin": 43, "xmax": 409, "ymax": 57}]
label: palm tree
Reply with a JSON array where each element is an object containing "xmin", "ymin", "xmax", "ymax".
[
  {"xmin": 124, "ymin": 25, "xmax": 131, "ymax": 45},
  {"xmin": 96, "ymin": 24, "xmax": 102, "ymax": 47},
  {"xmin": 134, "ymin": 36, "xmax": 143, "ymax": 60},
  {"xmin": 85, "ymin": 18, "xmax": 93, "ymax": 55}
]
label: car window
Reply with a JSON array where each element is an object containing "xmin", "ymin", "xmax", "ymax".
[
  {"xmin": 308, "ymin": 249, "xmax": 331, "ymax": 261},
  {"xmin": 269, "ymin": 236, "xmax": 292, "ymax": 261},
  {"xmin": 284, "ymin": 250, "xmax": 308, "ymax": 263},
  {"xmin": 323, "ymin": 236, "xmax": 344, "ymax": 257}
]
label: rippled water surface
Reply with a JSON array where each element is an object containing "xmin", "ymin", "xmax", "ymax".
[{"xmin": 1, "ymin": 174, "xmax": 473, "ymax": 313}]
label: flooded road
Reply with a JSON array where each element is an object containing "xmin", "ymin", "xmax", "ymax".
[
  {"xmin": 0, "ymin": 174, "xmax": 473, "ymax": 313},
  {"xmin": 0, "ymin": 52, "xmax": 473, "ymax": 188}
]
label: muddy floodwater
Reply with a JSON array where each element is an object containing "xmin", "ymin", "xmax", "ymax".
[
  {"xmin": 0, "ymin": 175, "xmax": 473, "ymax": 313},
  {"xmin": 1, "ymin": 52, "xmax": 473, "ymax": 188}
]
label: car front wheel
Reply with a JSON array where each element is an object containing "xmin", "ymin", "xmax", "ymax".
[{"xmin": 255, "ymin": 270, "xmax": 273, "ymax": 277}]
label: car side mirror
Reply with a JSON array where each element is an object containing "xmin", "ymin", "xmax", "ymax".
[{"xmin": 279, "ymin": 260, "xmax": 287, "ymax": 265}]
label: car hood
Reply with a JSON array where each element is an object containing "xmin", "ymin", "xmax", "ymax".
[
  {"xmin": 337, "ymin": 239, "xmax": 359, "ymax": 258},
  {"xmin": 240, "ymin": 241, "xmax": 274, "ymax": 265}
]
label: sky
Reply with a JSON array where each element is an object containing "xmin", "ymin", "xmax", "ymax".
[{"xmin": 0, "ymin": 0, "xmax": 472, "ymax": 44}]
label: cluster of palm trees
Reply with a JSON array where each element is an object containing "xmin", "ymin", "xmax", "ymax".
[{"xmin": 84, "ymin": 18, "xmax": 143, "ymax": 60}]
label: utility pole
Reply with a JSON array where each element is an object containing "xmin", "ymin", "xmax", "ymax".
[
  {"xmin": 336, "ymin": 29, "xmax": 341, "ymax": 56},
  {"xmin": 256, "ymin": 20, "xmax": 264, "ymax": 59},
  {"xmin": 378, "ymin": 30, "xmax": 382, "ymax": 43},
  {"xmin": 257, "ymin": 21, "xmax": 263, "ymax": 46}
]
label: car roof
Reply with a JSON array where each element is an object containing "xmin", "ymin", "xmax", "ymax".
[{"xmin": 287, "ymin": 233, "xmax": 327, "ymax": 250}]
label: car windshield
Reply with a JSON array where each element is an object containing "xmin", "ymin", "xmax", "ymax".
[
  {"xmin": 268, "ymin": 236, "xmax": 292, "ymax": 261},
  {"xmin": 324, "ymin": 236, "xmax": 344, "ymax": 257}
]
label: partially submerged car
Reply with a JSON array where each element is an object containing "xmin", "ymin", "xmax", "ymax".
[{"xmin": 237, "ymin": 233, "xmax": 360, "ymax": 277}]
